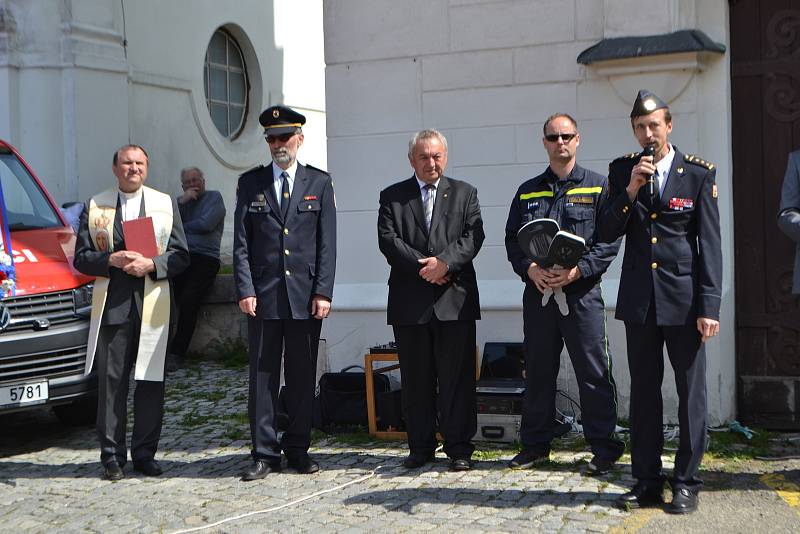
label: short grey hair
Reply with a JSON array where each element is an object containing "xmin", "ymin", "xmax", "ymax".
[
  {"xmin": 180, "ymin": 166, "xmax": 204, "ymax": 180},
  {"xmin": 408, "ymin": 129, "xmax": 448, "ymax": 159}
]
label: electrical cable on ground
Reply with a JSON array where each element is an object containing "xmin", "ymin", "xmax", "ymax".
[{"xmin": 170, "ymin": 467, "xmax": 381, "ymax": 534}]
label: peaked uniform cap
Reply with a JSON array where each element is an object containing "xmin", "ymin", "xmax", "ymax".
[{"xmin": 259, "ymin": 105, "xmax": 306, "ymax": 135}]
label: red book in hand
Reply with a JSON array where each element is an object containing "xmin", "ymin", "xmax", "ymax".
[{"xmin": 122, "ymin": 216, "xmax": 159, "ymax": 258}]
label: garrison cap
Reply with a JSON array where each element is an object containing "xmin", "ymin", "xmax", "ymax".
[
  {"xmin": 630, "ymin": 89, "xmax": 668, "ymax": 118},
  {"xmin": 259, "ymin": 105, "xmax": 306, "ymax": 135}
]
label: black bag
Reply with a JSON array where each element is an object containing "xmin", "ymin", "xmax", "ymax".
[{"xmin": 319, "ymin": 365, "xmax": 390, "ymax": 429}]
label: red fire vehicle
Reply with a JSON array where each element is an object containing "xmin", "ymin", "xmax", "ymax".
[{"xmin": 0, "ymin": 140, "xmax": 96, "ymax": 425}]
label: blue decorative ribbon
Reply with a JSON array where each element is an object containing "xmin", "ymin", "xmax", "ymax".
[{"xmin": 0, "ymin": 168, "xmax": 17, "ymax": 298}]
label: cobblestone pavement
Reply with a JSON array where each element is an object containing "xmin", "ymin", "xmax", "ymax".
[{"xmin": 1, "ymin": 363, "xmax": 798, "ymax": 533}]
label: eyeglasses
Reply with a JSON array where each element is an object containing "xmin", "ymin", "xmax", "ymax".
[
  {"xmin": 266, "ymin": 133, "xmax": 296, "ymax": 144},
  {"xmin": 544, "ymin": 133, "xmax": 577, "ymax": 143}
]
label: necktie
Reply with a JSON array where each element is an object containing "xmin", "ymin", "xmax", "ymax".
[
  {"xmin": 280, "ymin": 171, "xmax": 290, "ymax": 218},
  {"xmin": 424, "ymin": 184, "xmax": 435, "ymax": 230}
]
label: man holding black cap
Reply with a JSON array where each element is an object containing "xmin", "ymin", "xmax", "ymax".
[
  {"xmin": 504, "ymin": 113, "xmax": 624, "ymax": 475},
  {"xmin": 233, "ymin": 105, "xmax": 336, "ymax": 479},
  {"xmin": 599, "ymin": 90, "xmax": 722, "ymax": 513}
]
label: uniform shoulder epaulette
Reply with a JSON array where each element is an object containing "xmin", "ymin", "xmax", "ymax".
[
  {"xmin": 684, "ymin": 154, "xmax": 715, "ymax": 170},
  {"xmin": 611, "ymin": 152, "xmax": 638, "ymax": 163},
  {"xmin": 240, "ymin": 164, "xmax": 264, "ymax": 177},
  {"xmin": 609, "ymin": 152, "xmax": 638, "ymax": 169},
  {"xmin": 304, "ymin": 163, "xmax": 331, "ymax": 176}
]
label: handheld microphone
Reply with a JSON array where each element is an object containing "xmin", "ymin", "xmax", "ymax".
[{"xmin": 642, "ymin": 145, "xmax": 656, "ymax": 198}]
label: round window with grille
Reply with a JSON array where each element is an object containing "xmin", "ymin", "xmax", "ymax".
[{"xmin": 204, "ymin": 29, "xmax": 249, "ymax": 139}]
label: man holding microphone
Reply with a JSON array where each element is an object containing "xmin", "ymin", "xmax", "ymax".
[{"xmin": 599, "ymin": 90, "xmax": 722, "ymax": 514}]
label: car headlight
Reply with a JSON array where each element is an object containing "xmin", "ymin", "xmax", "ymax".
[{"xmin": 73, "ymin": 283, "xmax": 93, "ymax": 316}]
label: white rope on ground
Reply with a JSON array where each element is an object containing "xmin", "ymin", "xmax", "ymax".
[{"xmin": 169, "ymin": 467, "xmax": 381, "ymax": 534}]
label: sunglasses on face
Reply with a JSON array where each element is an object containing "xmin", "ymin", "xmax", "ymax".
[
  {"xmin": 266, "ymin": 133, "xmax": 296, "ymax": 144},
  {"xmin": 544, "ymin": 133, "xmax": 577, "ymax": 143}
]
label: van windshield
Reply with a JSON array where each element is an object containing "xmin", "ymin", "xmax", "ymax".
[{"xmin": 0, "ymin": 153, "xmax": 62, "ymax": 231}]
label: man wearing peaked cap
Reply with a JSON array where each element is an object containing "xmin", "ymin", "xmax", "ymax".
[
  {"xmin": 234, "ymin": 105, "xmax": 336, "ymax": 479},
  {"xmin": 598, "ymin": 91, "xmax": 722, "ymax": 514}
]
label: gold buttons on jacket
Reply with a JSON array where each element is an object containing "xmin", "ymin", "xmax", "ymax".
[
  {"xmin": 283, "ymin": 228, "xmax": 289, "ymax": 235},
  {"xmin": 651, "ymin": 237, "xmax": 658, "ymax": 244},
  {"xmin": 651, "ymin": 262, "xmax": 658, "ymax": 270},
  {"xmin": 650, "ymin": 213, "xmax": 658, "ymax": 220},
  {"xmin": 622, "ymin": 206, "xmax": 629, "ymax": 214},
  {"xmin": 285, "ymin": 270, "xmax": 291, "ymax": 276},
  {"xmin": 284, "ymin": 249, "xmax": 290, "ymax": 255}
]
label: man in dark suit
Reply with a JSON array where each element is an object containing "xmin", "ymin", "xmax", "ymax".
[
  {"xmin": 778, "ymin": 150, "xmax": 800, "ymax": 293},
  {"xmin": 74, "ymin": 144, "xmax": 189, "ymax": 480},
  {"xmin": 378, "ymin": 129, "xmax": 484, "ymax": 471},
  {"xmin": 234, "ymin": 105, "xmax": 336, "ymax": 480},
  {"xmin": 598, "ymin": 90, "xmax": 722, "ymax": 514}
]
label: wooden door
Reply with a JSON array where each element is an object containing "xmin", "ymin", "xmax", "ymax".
[{"xmin": 731, "ymin": 0, "xmax": 800, "ymax": 428}]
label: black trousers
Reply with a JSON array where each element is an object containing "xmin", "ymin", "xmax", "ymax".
[
  {"xmin": 393, "ymin": 317, "xmax": 477, "ymax": 460},
  {"xmin": 625, "ymin": 304, "xmax": 706, "ymax": 491},
  {"xmin": 96, "ymin": 309, "xmax": 165, "ymax": 466},
  {"xmin": 521, "ymin": 285, "xmax": 624, "ymax": 460},
  {"xmin": 171, "ymin": 253, "xmax": 220, "ymax": 357},
  {"xmin": 247, "ymin": 317, "xmax": 321, "ymax": 462}
]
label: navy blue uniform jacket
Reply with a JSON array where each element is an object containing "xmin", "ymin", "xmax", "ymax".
[
  {"xmin": 378, "ymin": 176, "xmax": 484, "ymax": 325},
  {"xmin": 598, "ymin": 147, "xmax": 722, "ymax": 325},
  {"xmin": 233, "ymin": 163, "xmax": 336, "ymax": 320},
  {"xmin": 504, "ymin": 164, "xmax": 621, "ymax": 295}
]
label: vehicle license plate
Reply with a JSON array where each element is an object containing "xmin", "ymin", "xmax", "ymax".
[{"xmin": 0, "ymin": 380, "xmax": 49, "ymax": 407}]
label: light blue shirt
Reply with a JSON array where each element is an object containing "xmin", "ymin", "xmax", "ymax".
[{"xmin": 272, "ymin": 161, "xmax": 298, "ymax": 201}]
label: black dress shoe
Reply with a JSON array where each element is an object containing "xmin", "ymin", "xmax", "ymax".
[
  {"xmin": 133, "ymin": 459, "xmax": 163, "ymax": 477},
  {"xmin": 287, "ymin": 455, "xmax": 320, "ymax": 474},
  {"xmin": 449, "ymin": 458, "xmax": 473, "ymax": 471},
  {"xmin": 667, "ymin": 488, "xmax": 698, "ymax": 514},
  {"xmin": 103, "ymin": 461, "xmax": 124, "ymax": 481},
  {"xmin": 241, "ymin": 459, "xmax": 281, "ymax": 481},
  {"xmin": 616, "ymin": 482, "xmax": 664, "ymax": 509},
  {"xmin": 402, "ymin": 453, "xmax": 435, "ymax": 469}
]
